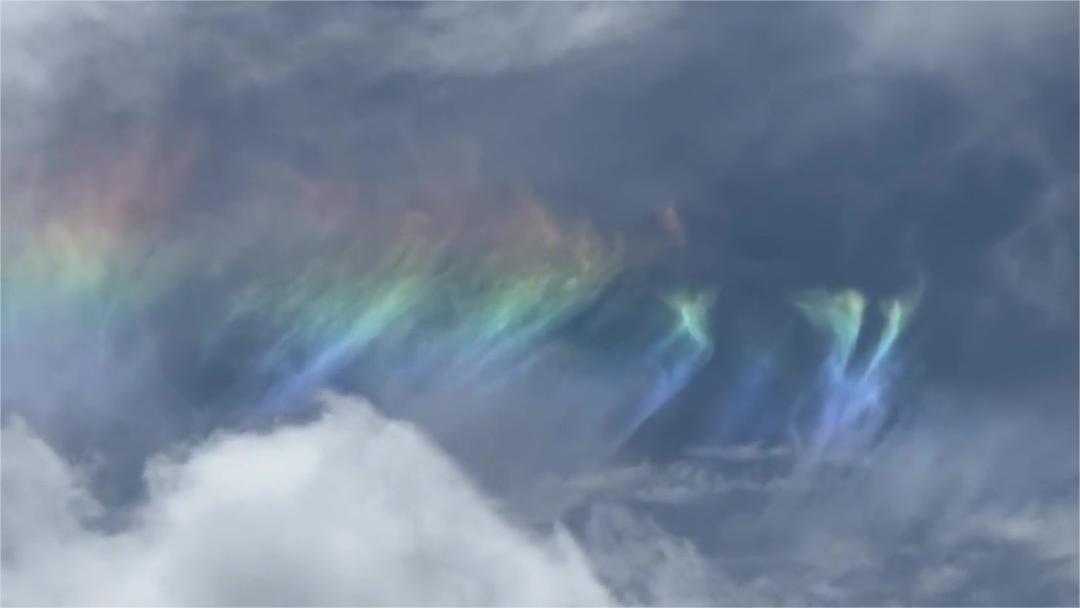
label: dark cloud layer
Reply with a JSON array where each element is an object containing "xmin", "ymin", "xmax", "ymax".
[
  {"xmin": 6, "ymin": 3, "xmax": 1074, "ymax": 391},
  {"xmin": 2, "ymin": 3, "xmax": 1077, "ymax": 605}
]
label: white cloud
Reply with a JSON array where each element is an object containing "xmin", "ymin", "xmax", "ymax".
[
  {"xmin": 581, "ymin": 504, "xmax": 720, "ymax": 606},
  {"xmin": 993, "ymin": 181, "xmax": 1078, "ymax": 325},
  {"xmin": 0, "ymin": 3, "xmax": 670, "ymax": 111},
  {"xmin": 841, "ymin": 3, "xmax": 1075, "ymax": 76},
  {"xmin": 1, "ymin": 392, "xmax": 612, "ymax": 606},
  {"xmin": 530, "ymin": 398, "xmax": 1079, "ymax": 606},
  {"xmin": 393, "ymin": 3, "xmax": 672, "ymax": 77}
]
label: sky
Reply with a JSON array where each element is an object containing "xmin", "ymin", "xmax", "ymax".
[{"xmin": 1, "ymin": 3, "xmax": 1077, "ymax": 606}]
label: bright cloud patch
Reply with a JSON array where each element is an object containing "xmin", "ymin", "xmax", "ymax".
[{"xmin": 0, "ymin": 393, "xmax": 612, "ymax": 606}]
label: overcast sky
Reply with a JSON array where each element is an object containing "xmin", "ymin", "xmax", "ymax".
[{"xmin": 2, "ymin": 3, "xmax": 1077, "ymax": 606}]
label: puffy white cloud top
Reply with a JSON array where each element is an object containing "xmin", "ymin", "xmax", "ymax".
[{"xmin": 1, "ymin": 393, "xmax": 612, "ymax": 606}]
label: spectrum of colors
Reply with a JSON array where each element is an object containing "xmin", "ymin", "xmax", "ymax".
[
  {"xmin": 1, "ymin": 135, "xmax": 918, "ymax": 461},
  {"xmin": 791, "ymin": 286, "xmax": 921, "ymax": 462}
]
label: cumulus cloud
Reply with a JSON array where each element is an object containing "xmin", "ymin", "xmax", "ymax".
[{"xmin": 1, "ymin": 393, "xmax": 612, "ymax": 606}]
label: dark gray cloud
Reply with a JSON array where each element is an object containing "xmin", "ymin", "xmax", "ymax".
[
  {"xmin": 5, "ymin": 2, "xmax": 1074, "ymax": 397},
  {"xmin": 2, "ymin": 3, "xmax": 1076, "ymax": 605}
]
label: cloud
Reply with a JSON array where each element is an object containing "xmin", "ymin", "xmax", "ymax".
[
  {"xmin": 1, "ymin": 393, "xmax": 612, "ymax": 606},
  {"xmin": 0, "ymin": 3, "xmax": 670, "ymax": 120},
  {"xmin": 535, "ymin": 392, "xmax": 1079, "ymax": 606},
  {"xmin": 992, "ymin": 179, "xmax": 1079, "ymax": 325},
  {"xmin": 0, "ymin": 5, "xmax": 1075, "ymax": 605},
  {"xmin": 392, "ymin": 3, "xmax": 673, "ymax": 77},
  {"xmin": 841, "ymin": 2, "xmax": 1076, "ymax": 77},
  {"xmin": 570, "ymin": 474, "xmax": 1078, "ymax": 606},
  {"xmin": 580, "ymin": 504, "xmax": 721, "ymax": 606}
]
